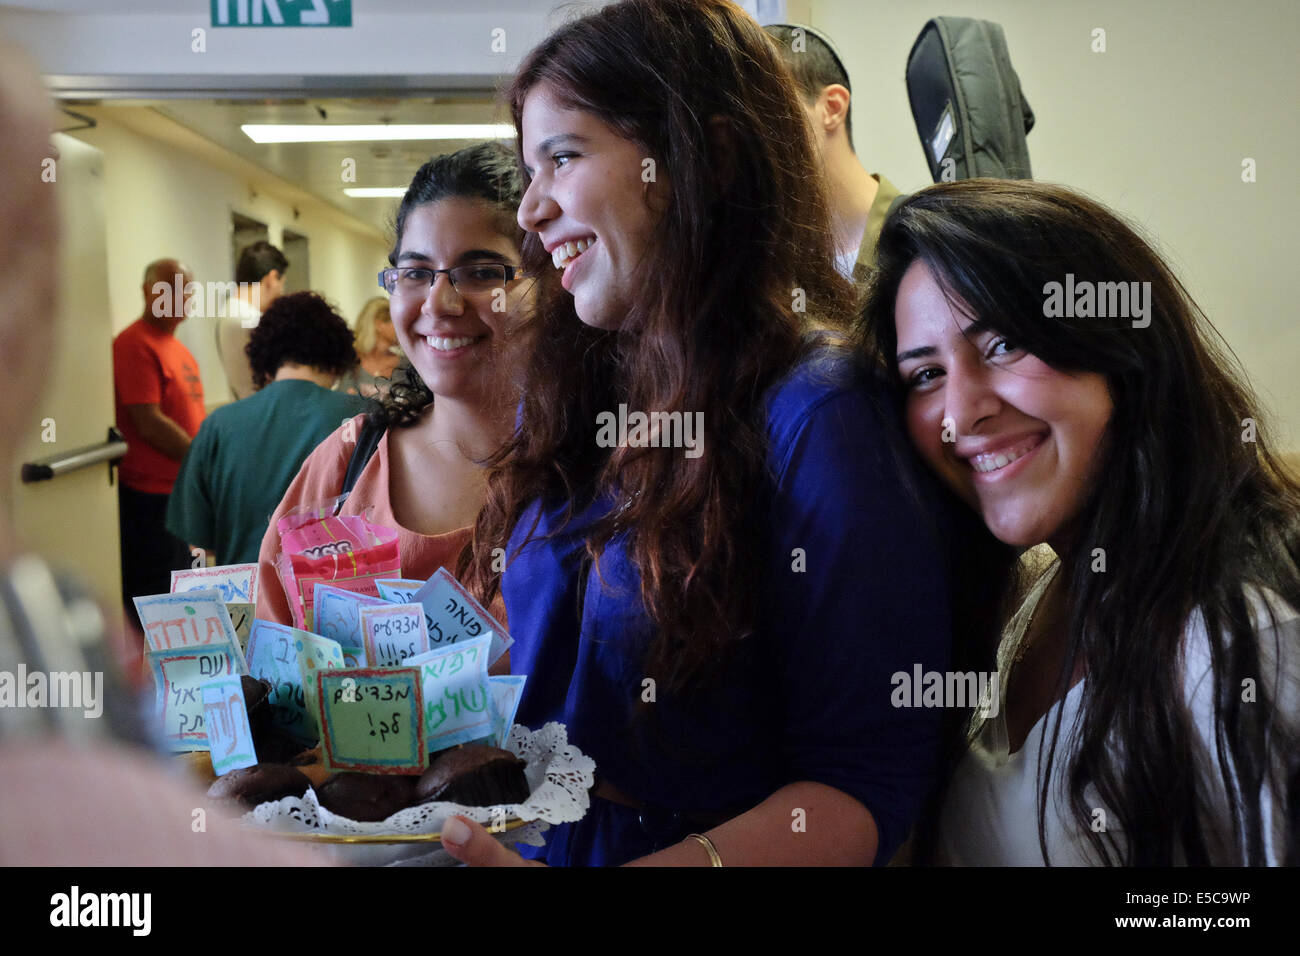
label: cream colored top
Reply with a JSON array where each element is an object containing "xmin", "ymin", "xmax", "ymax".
[
  {"xmin": 937, "ymin": 561, "xmax": 1299, "ymax": 865},
  {"xmin": 216, "ymin": 298, "xmax": 261, "ymax": 401}
]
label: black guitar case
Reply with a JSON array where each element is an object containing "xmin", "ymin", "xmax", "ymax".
[{"xmin": 905, "ymin": 17, "xmax": 1035, "ymax": 182}]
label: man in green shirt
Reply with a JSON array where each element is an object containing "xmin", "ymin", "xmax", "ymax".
[
  {"xmin": 167, "ymin": 291, "xmax": 373, "ymax": 565},
  {"xmin": 765, "ymin": 23, "xmax": 903, "ymax": 284}
]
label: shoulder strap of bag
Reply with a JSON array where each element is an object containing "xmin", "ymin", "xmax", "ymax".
[{"xmin": 341, "ymin": 416, "xmax": 386, "ymax": 498}]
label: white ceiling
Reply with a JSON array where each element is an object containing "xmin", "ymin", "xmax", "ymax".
[
  {"xmin": 89, "ymin": 94, "xmax": 513, "ymax": 234},
  {"xmin": 0, "ymin": 0, "xmax": 558, "ymax": 12},
  {"xmin": 9, "ymin": 0, "xmax": 548, "ymax": 235}
]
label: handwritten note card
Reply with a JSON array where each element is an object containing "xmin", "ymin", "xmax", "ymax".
[
  {"xmin": 359, "ymin": 603, "xmax": 430, "ymax": 668},
  {"xmin": 404, "ymin": 635, "xmax": 493, "ymax": 750},
  {"xmin": 486, "ymin": 674, "xmax": 527, "ymax": 749},
  {"xmin": 245, "ymin": 620, "xmax": 342, "ymax": 742},
  {"xmin": 293, "ymin": 570, "xmax": 388, "ymax": 632},
  {"xmin": 411, "ymin": 568, "xmax": 512, "ymax": 665},
  {"xmin": 171, "ymin": 563, "xmax": 260, "ymax": 604},
  {"xmin": 313, "ymin": 583, "xmax": 385, "ymax": 648},
  {"xmin": 147, "ymin": 645, "xmax": 239, "ymax": 751},
  {"xmin": 135, "ymin": 591, "xmax": 246, "ymax": 666},
  {"xmin": 245, "ymin": 620, "xmax": 307, "ymax": 737},
  {"xmin": 339, "ymin": 644, "xmax": 366, "ymax": 668},
  {"xmin": 201, "ymin": 675, "xmax": 257, "ymax": 775},
  {"xmin": 375, "ymin": 579, "xmax": 423, "ymax": 603},
  {"xmin": 226, "ymin": 603, "xmax": 254, "ymax": 652},
  {"xmin": 298, "ymin": 630, "xmax": 345, "ymax": 737},
  {"xmin": 316, "ymin": 668, "xmax": 427, "ymax": 774}
]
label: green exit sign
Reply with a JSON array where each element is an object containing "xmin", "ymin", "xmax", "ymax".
[{"xmin": 211, "ymin": 0, "xmax": 352, "ymax": 28}]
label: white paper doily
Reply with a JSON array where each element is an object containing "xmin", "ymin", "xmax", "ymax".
[{"xmin": 243, "ymin": 722, "xmax": 594, "ymax": 866}]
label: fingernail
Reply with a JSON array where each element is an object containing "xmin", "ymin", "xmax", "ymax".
[{"xmin": 442, "ymin": 816, "xmax": 470, "ymax": 846}]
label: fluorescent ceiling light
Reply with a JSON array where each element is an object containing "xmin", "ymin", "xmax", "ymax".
[
  {"xmin": 241, "ymin": 124, "xmax": 516, "ymax": 144},
  {"xmin": 343, "ymin": 187, "xmax": 407, "ymax": 198}
]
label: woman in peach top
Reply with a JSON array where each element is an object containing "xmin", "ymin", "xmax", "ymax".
[{"xmin": 256, "ymin": 142, "xmax": 533, "ymax": 626}]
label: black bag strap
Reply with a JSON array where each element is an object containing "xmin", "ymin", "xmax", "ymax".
[{"xmin": 341, "ymin": 416, "xmax": 386, "ymax": 498}]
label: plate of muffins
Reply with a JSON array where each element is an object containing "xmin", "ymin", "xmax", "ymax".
[{"xmin": 180, "ymin": 676, "xmax": 596, "ymax": 865}]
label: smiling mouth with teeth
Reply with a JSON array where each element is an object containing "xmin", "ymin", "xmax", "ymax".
[
  {"xmin": 426, "ymin": 335, "xmax": 484, "ymax": 351},
  {"xmin": 969, "ymin": 434, "xmax": 1045, "ymax": 473},
  {"xmin": 553, "ymin": 237, "xmax": 596, "ymax": 270}
]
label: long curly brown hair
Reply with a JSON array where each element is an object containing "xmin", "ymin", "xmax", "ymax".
[{"xmin": 457, "ymin": 0, "xmax": 856, "ymax": 698}]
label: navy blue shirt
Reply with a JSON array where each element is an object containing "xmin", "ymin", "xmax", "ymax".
[{"xmin": 504, "ymin": 346, "xmax": 953, "ymax": 865}]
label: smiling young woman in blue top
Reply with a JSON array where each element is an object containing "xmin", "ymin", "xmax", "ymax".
[
  {"xmin": 438, "ymin": 0, "xmax": 956, "ymax": 868},
  {"xmin": 857, "ymin": 179, "xmax": 1300, "ymax": 865}
]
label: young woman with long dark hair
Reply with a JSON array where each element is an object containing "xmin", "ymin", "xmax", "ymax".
[
  {"xmin": 440, "ymin": 0, "xmax": 956, "ymax": 867},
  {"xmin": 255, "ymin": 142, "xmax": 533, "ymax": 626},
  {"xmin": 858, "ymin": 178, "xmax": 1300, "ymax": 865}
]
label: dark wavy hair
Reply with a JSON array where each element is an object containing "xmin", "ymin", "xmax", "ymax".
[
  {"xmin": 457, "ymin": 0, "xmax": 856, "ymax": 699},
  {"xmin": 235, "ymin": 239, "xmax": 287, "ymax": 284},
  {"xmin": 245, "ymin": 290, "xmax": 357, "ymax": 389},
  {"xmin": 369, "ymin": 140, "xmax": 525, "ymax": 429},
  {"xmin": 856, "ymin": 178, "xmax": 1300, "ymax": 865}
]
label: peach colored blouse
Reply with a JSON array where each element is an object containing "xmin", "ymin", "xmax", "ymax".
[{"xmin": 255, "ymin": 413, "xmax": 502, "ymax": 627}]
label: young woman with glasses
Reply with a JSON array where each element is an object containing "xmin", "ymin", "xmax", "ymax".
[
  {"xmin": 437, "ymin": 0, "xmax": 958, "ymax": 867},
  {"xmin": 255, "ymin": 142, "xmax": 534, "ymax": 627}
]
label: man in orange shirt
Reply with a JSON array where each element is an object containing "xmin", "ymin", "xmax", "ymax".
[{"xmin": 113, "ymin": 258, "xmax": 205, "ymax": 631}]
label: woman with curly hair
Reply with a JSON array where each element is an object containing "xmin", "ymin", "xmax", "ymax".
[
  {"xmin": 857, "ymin": 178, "xmax": 1300, "ymax": 865},
  {"xmin": 254, "ymin": 142, "xmax": 533, "ymax": 627},
  {"xmin": 166, "ymin": 290, "xmax": 371, "ymax": 565}
]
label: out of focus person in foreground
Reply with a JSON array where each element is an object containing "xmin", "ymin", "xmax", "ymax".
[
  {"xmin": 0, "ymin": 40, "xmax": 325, "ymax": 866},
  {"xmin": 167, "ymin": 291, "xmax": 373, "ymax": 565}
]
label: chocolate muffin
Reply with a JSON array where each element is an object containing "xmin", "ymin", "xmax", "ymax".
[
  {"xmin": 207, "ymin": 763, "xmax": 311, "ymax": 810},
  {"xmin": 254, "ymin": 727, "xmax": 307, "ymax": 764},
  {"xmin": 315, "ymin": 772, "xmax": 418, "ymax": 822},
  {"xmin": 289, "ymin": 744, "xmax": 321, "ymax": 767},
  {"xmin": 288, "ymin": 745, "xmax": 330, "ymax": 787},
  {"xmin": 243, "ymin": 677, "xmax": 309, "ymax": 763},
  {"xmin": 240, "ymin": 675, "xmax": 273, "ymax": 740},
  {"xmin": 416, "ymin": 745, "xmax": 530, "ymax": 807}
]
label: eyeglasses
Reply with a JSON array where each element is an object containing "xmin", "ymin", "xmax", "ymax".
[{"xmin": 377, "ymin": 264, "xmax": 520, "ymax": 298}]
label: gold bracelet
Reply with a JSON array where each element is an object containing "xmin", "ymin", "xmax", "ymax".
[{"xmin": 686, "ymin": 832, "xmax": 723, "ymax": 867}]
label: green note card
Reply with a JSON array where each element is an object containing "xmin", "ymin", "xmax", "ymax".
[{"xmin": 317, "ymin": 668, "xmax": 427, "ymax": 774}]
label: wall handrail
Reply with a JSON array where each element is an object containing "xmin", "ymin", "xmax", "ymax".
[{"xmin": 22, "ymin": 427, "xmax": 127, "ymax": 484}]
